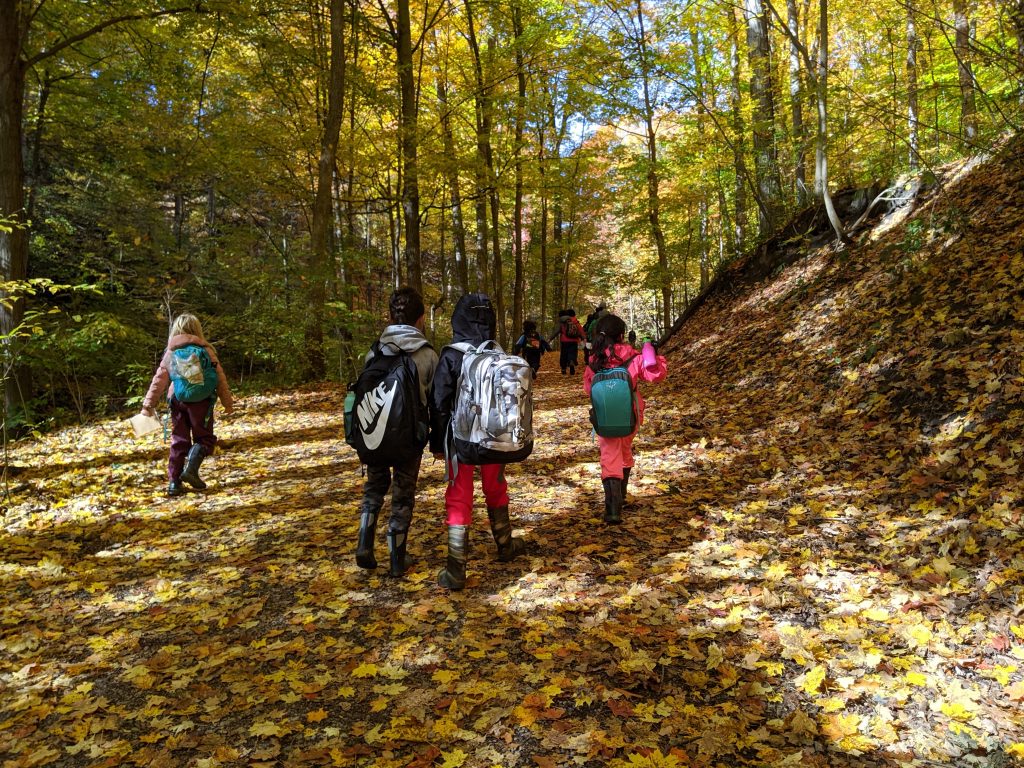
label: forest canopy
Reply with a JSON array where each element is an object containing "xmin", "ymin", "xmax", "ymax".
[{"xmin": 1, "ymin": 0, "xmax": 1022, "ymax": 426}]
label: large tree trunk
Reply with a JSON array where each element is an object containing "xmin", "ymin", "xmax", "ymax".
[
  {"xmin": 786, "ymin": 0, "xmax": 807, "ymax": 204},
  {"xmin": 635, "ymin": 0, "xmax": 671, "ymax": 334},
  {"xmin": 907, "ymin": 1, "xmax": 920, "ymax": 169},
  {"xmin": 435, "ymin": 58, "xmax": 469, "ymax": 294},
  {"xmin": 745, "ymin": 0, "xmax": 783, "ymax": 234},
  {"xmin": 397, "ymin": 0, "xmax": 421, "ymax": 292},
  {"xmin": 953, "ymin": 0, "xmax": 977, "ymax": 145},
  {"xmin": 814, "ymin": 0, "xmax": 847, "ymax": 243},
  {"xmin": 0, "ymin": 0, "xmax": 29, "ymax": 411},
  {"xmin": 690, "ymin": 29, "xmax": 710, "ymax": 290},
  {"xmin": 729, "ymin": 4, "xmax": 748, "ymax": 259},
  {"xmin": 1014, "ymin": 0, "xmax": 1024, "ymax": 104},
  {"xmin": 465, "ymin": 0, "xmax": 489, "ymax": 293},
  {"xmin": 511, "ymin": 2, "xmax": 526, "ymax": 338},
  {"xmin": 305, "ymin": 0, "xmax": 346, "ymax": 380}
]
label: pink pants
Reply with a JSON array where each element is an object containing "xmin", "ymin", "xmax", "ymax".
[
  {"xmin": 445, "ymin": 462, "xmax": 509, "ymax": 525},
  {"xmin": 598, "ymin": 434, "xmax": 635, "ymax": 480}
]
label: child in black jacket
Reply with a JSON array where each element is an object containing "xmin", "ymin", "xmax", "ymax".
[
  {"xmin": 513, "ymin": 319, "xmax": 552, "ymax": 377},
  {"xmin": 429, "ymin": 293, "xmax": 527, "ymax": 590}
]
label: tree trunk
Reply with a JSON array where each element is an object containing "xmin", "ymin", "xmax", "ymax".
[
  {"xmin": 729, "ymin": 4, "xmax": 748, "ymax": 259},
  {"xmin": 464, "ymin": 0, "xmax": 489, "ymax": 293},
  {"xmin": 435, "ymin": 54, "xmax": 469, "ymax": 294},
  {"xmin": 907, "ymin": 1, "xmax": 920, "ymax": 169},
  {"xmin": 26, "ymin": 70, "xmax": 51, "ymax": 224},
  {"xmin": 512, "ymin": 3, "xmax": 526, "ymax": 338},
  {"xmin": 397, "ymin": 0, "xmax": 421, "ymax": 292},
  {"xmin": 635, "ymin": 0, "xmax": 671, "ymax": 334},
  {"xmin": 787, "ymin": 0, "xmax": 807, "ymax": 204},
  {"xmin": 0, "ymin": 0, "xmax": 29, "ymax": 411},
  {"xmin": 690, "ymin": 29, "xmax": 710, "ymax": 290},
  {"xmin": 953, "ymin": 0, "xmax": 977, "ymax": 145},
  {"xmin": 306, "ymin": 0, "xmax": 346, "ymax": 380},
  {"xmin": 745, "ymin": 0, "xmax": 783, "ymax": 233},
  {"xmin": 1013, "ymin": 0, "xmax": 1024, "ymax": 104},
  {"xmin": 814, "ymin": 0, "xmax": 848, "ymax": 243}
]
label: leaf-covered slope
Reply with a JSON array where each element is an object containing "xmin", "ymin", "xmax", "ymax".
[{"xmin": 2, "ymin": 140, "xmax": 1023, "ymax": 767}]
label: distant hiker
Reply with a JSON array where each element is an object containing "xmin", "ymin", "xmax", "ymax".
[
  {"xmin": 583, "ymin": 303, "xmax": 608, "ymax": 365},
  {"xmin": 627, "ymin": 329, "xmax": 637, "ymax": 348},
  {"xmin": 513, "ymin": 319, "xmax": 552, "ymax": 377},
  {"xmin": 583, "ymin": 313, "xmax": 667, "ymax": 524},
  {"xmin": 349, "ymin": 287, "xmax": 439, "ymax": 577},
  {"xmin": 140, "ymin": 313, "xmax": 234, "ymax": 497},
  {"xmin": 430, "ymin": 293, "xmax": 530, "ymax": 590},
  {"xmin": 552, "ymin": 308, "xmax": 586, "ymax": 375}
]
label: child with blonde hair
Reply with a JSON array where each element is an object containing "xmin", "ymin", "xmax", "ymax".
[{"xmin": 140, "ymin": 313, "xmax": 234, "ymax": 496}]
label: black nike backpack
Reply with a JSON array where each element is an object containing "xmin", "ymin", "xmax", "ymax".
[{"xmin": 345, "ymin": 342, "xmax": 427, "ymax": 466}]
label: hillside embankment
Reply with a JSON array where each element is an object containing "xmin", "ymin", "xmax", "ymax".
[{"xmin": 1, "ymin": 137, "xmax": 1022, "ymax": 767}]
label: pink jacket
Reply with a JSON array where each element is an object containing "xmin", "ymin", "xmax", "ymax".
[
  {"xmin": 583, "ymin": 342, "xmax": 667, "ymax": 427},
  {"xmin": 143, "ymin": 333, "xmax": 234, "ymax": 411}
]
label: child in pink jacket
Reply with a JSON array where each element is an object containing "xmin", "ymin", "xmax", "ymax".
[
  {"xmin": 583, "ymin": 313, "xmax": 667, "ymax": 523},
  {"xmin": 140, "ymin": 313, "xmax": 234, "ymax": 496}
]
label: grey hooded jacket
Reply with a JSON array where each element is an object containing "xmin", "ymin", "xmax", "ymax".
[{"xmin": 364, "ymin": 324, "xmax": 439, "ymax": 407}]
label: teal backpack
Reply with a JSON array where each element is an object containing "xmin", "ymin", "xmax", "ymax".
[
  {"xmin": 589, "ymin": 360, "xmax": 637, "ymax": 437},
  {"xmin": 168, "ymin": 344, "xmax": 218, "ymax": 403}
]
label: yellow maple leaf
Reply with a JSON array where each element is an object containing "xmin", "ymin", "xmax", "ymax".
[
  {"xmin": 905, "ymin": 671, "xmax": 928, "ymax": 686},
  {"xmin": 351, "ymin": 662, "xmax": 379, "ymax": 678},
  {"xmin": 432, "ymin": 669, "xmax": 459, "ymax": 684},
  {"xmin": 438, "ymin": 747, "xmax": 468, "ymax": 767},
  {"xmin": 1007, "ymin": 743, "xmax": 1024, "ymax": 758},
  {"xmin": 800, "ymin": 665, "xmax": 827, "ymax": 695},
  {"xmin": 249, "ymin": 720, "xmax": 283, "ymax": 737}
]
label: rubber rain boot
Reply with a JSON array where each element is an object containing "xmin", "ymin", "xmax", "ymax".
[
  {"xmin": 387, "ymin": 528, "xmax": 412, "ymax": 577},
  {"xmin": 437, "ymin": 525, "xmax": 468, "ymax": 590},
  {"xmin": 355, "ymin": 511, "xmax": 379, "ymax": 569},
  {"xmin": 487, "ymin": 505, "xmax": 525, "ymax": 562},
  {"xmin": 602, "ymin": 478, "xmax": 623, "ymax": 524},
  {"xmin": 179, "ymin": 444, "xmax": 207, "ymax": 490}
]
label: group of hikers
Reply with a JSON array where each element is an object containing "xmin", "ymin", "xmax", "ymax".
[{"xmin": 138, "ymin": 287, "xmax": 667, "ymax": 591}]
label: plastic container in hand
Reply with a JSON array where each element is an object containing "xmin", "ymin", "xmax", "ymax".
[{"xmin": 641, "ymin": 341, "xmax": 658, "ymax": 371}]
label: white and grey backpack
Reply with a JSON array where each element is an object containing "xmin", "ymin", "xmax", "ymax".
[{"xmin": 446, "ymin": 340, "xmax": 534, "ymax": 465}]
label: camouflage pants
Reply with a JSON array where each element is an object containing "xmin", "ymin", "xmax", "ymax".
[{"xmin": 360, "ymin": 455, "xmax": 423, "ymax": 532}]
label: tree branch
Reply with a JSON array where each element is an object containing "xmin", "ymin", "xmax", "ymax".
[{"xmin": 24, "ymin": 4, "xmax": 204, "ymax": 68}]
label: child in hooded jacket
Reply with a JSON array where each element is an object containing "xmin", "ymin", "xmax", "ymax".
[
  {"xmin": 354, "ymin": 287, "xmax": 439, "ymax": 577},
  {"xmin": 583, "ymin": 313, "xmax": 667, "ymax": 523},
  {"xmin": 140, "ymin": 313, "xmax": 234, "ymax": 496},
  {"xmin": 552, "ymin": 309, "xmax": 586, "ymax": 375},
  {"xmin": 513, "ymin": 319, "xmax": 552, "ymax": 377},
  {"xmin": 429, "ymin": 293, "xmax": 527, "ymax": 590}
]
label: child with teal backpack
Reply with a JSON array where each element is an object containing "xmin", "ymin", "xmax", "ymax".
[
  {"xmin": 583, "ymin": 313, "xmax": 666, "ymax": 523},
  {"xmin": 140, "ymin": 313, "xmax": 234, "ymax": 496}
]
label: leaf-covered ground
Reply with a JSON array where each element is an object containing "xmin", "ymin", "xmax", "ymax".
[{"xmin": 3, "ymin": 139, "xmax": 1024, "ymax": 768}]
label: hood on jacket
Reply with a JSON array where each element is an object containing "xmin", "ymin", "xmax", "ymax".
[
  {"xmin": 169, "ymin": 333, "xmax": 206, "ymax": 350},
  {"xmin": 451, "ymin": 293, "xmax": 496, "ymax": 344},
  {"xmin": 378, "ymin": 324, "xmax": 431, "ymax": 354}
]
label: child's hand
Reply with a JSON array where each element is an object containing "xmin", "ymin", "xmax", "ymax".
[{"xmin": 140, "ymin": 406, "xmax": 156, "ymax": 418}]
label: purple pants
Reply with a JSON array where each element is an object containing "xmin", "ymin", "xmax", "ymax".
[{"xmin": 168, "ymin": 397, "xmax": 216, "ymax": 481}]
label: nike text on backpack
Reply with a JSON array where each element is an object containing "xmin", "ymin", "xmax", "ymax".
[
  {"xmin": 448, "ymin": 340, "xmax": 534, "ymax": 465},
  {"xmin": 589, "ymin": 364, "xmax": 637, "ymax": 437},
  {"xmin": 346, "ymin": 342, "xmax": 428, "ymax": 466},
  {"xmin": 169, "ymin": 344, "xmax": 218, "ymax": 403}
]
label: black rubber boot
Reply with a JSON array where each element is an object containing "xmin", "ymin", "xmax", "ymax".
[
  {"xmin": 603, "ymin": 478, "xmax": 623, "ymax": 524},
  {"xmin": 622, "ymin": 467, "xmax": 632, "ymax": 508},
  {"xmin": 167, "ymin": 480, "xmax": 184, "ymax": 497},
  {"xmin": 179, "ymin": 444, "xmax": 207, "ymax": 490},
  {"xmin": 487, "ymin": 505, "xmax": 525, "ymax": 562},
  {"xmin": 437, "ymin": 525, "xmax": 468, "ymax": 590},
  {"xmin": 355, "ymin": 511, "xmax": 379, "ymax": 569},
  {"xmin": 387, "ymin": 528, "xmax": 412, "ymax": 577}
]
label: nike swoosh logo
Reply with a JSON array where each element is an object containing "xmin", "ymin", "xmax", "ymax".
[{"xmin": 358, "ymin": 381, "xmax": 397, "ymax": 450}]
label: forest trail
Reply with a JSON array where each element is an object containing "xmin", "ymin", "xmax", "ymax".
[{"xmin": 3, "ymin": 137, "xmax": 1024, "ymax": 767}]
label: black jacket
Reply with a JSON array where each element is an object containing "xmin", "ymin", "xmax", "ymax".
[{"xmin": 428, "ymin": 293, "xmax": 497, "ymax": 454}]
